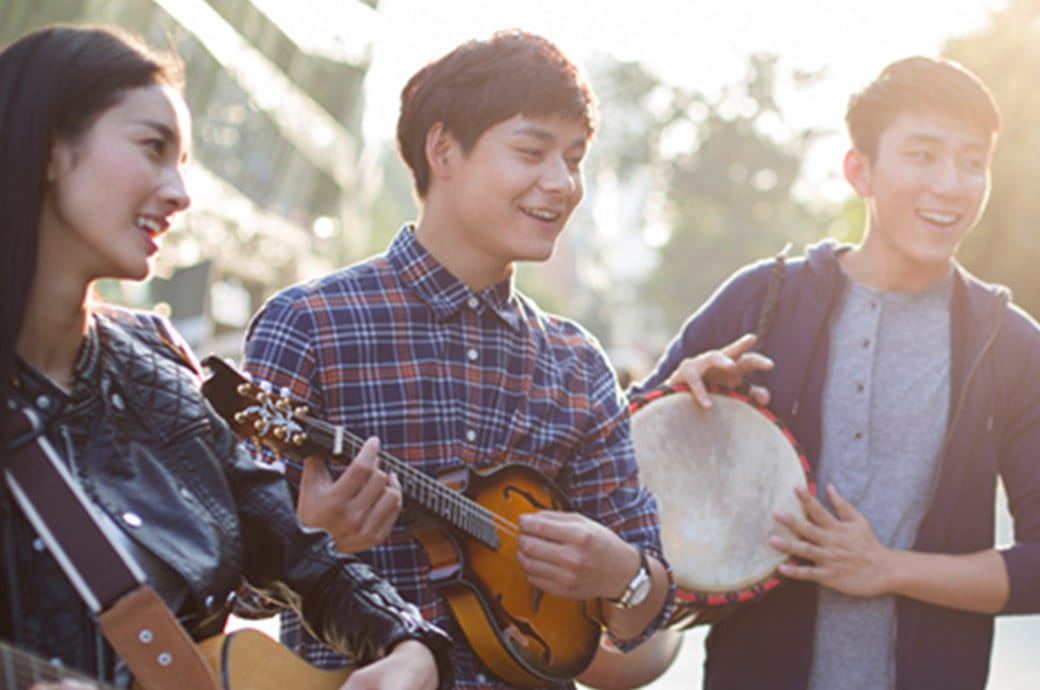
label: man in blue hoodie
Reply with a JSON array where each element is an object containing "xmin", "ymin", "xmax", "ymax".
[{"xmin": 633, "ymin": 56, "xmax": 1040, "ymax": 689}]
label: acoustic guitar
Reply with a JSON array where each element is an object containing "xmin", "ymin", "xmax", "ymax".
[
  {"xmin": 200, "ymin": 357, "xmax": 601, "ymax": 688},
  {"xmin": 0, "ymin": 629, "xmax": 350, "ymax": 690}
]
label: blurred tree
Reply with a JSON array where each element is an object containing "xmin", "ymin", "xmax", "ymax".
[
  {"xmin": 588, "ymin": 53, "xmax": 828, "ymax": 335},
  {"xmin": 944, "ymin": 0, "xmax": 1040, "ymax": 318}
]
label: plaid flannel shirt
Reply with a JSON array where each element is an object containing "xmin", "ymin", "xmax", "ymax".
[{"xmin": 242, "ymin": 226, "xmax": 672, "ymax": 689}]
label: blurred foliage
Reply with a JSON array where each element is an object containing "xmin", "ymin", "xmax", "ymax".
[
  {"xmin": 366, "ymin": 147, "xmax": 419, "ymax": 256},
  {"xmin": 944, "ymin": 0, "xmax": 1040, "ymax": 318},
  {"xmin": 587, "ymin": 53, "xmax": 830, "ymax": 335}
]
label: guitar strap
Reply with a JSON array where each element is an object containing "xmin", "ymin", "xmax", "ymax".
[
  {"xmin": 751, "ymin": 242, "xmax": 792, "ymax": 352},
  {"xmin": 2, "ymin": 406, "xmax": 218, "ymax": 690}
]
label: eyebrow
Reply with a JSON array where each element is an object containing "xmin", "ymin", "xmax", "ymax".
[
  {"xmin": 133, "ymin": 119, "xmax": 181, "ymax": 146},
  {"xmin": 511, "ymin": 124, "xmax": 587, "ymax": 151},
  {"xmin": 902, "ymin": 132, "xmax": 988, "ymax": 152}
]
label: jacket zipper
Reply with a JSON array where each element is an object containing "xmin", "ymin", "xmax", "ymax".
[{"xmin": 922, "ymin": 297, "xmax": 1007, "ymax": 516}]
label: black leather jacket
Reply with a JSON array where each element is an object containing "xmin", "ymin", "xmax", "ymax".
[{"xmin": 1, "ymin": 306, "xmax": 454, "ymax": 687}]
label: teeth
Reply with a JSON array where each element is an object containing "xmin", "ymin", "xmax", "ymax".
[
  {"xmin": 136, "ymin": 216, "xmax": 163, "ymax": 234},
  {"xmin": 917, "ymin": 210, "xmax": 958, "ymax": 226},
  {"xmin": 521, "ymin": 207, "xmax": 559, "ymax": 221}
]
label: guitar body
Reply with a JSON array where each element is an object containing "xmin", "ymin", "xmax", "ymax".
[
  {"xmin": 413, "ymin": 462, "xmax": 601, "ymax": 688},
  {"xmin": 4, "ymin": 630, "xmax": 350, "ymax": 690},
  {"xmin": 197, "ymin": 629, "xmax": 352, "ymax": 690}
]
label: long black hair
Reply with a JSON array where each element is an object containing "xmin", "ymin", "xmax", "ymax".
[{"xmin": 0, "ymin": 25, "xmax": 182, "ymax": 437}]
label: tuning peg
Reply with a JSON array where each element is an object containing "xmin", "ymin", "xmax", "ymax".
[
  {"xmin": 291, "ymin": 433, "xmax": 306, "ymax": 446},
  {"xmin": 233, "ymin": 411, "xmax": 251, "ymax": 425},
  {"xmin": 293, "ymin": 405, "xmax": 310, "ymax": 417},
  {"xmin": 275, "ymin": 399, "xmax": 291, "ymax": 412},
  {"xmin": 236, "ymin": 383, "xmax": 253, "ymax": 397},
  {"xmin": 253, "ymin": 420, "xmax": 266, "ymax": 432},
  {"xmin": 272, "ymin": 427, "xmax": 288, "ymax": 440}
]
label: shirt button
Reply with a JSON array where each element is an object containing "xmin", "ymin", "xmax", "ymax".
[
  {"xmin": 856, "ymin": 383, "xmax": 864, "ymax": 393},
  {"xmin": 854, "ymin": 432, "xmax": 863, "ymax": 441},
  {"xmin": 467, "ymin": 296, "xmax": 479, "ymax": 310},
  {"xmin": 466, "ymin": 348, "xmax": 479, "ymax": 361},
  {"xmin": 32, "ymin": 538, "xmax": 46, "ymax": 552},
  {"xmin": 862, "ymin": 339, "xmax": 871, "ymax": 349},
  {"xmin": 122, "ymin": 511, "xmax": 143, "ymax": 528},
  {"xmin": 111, "ymin": 392, "xmax": 125, "ymax": 410},
  {"xmin": 870, "ymin": 300, "xmax": 878, "ymax": 310},
  {"xmin": 465, "ymin": 429, "xmax": 477, "ymax": 443},
  {"xmin": 35, "ymin": 395, "xmax": 50, "ymax": 410}
]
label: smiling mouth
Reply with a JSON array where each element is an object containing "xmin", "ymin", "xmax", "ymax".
[
  {"xmin": 520, "ymin": 206, "xmax": 562, "ymax": 222},
  {"xmin": 916, "ymin": 209, "xmax": 960, "ymax": 227},
  {"xmin": 136, "ymin": 215, "xmax": 168, "ymax": 235}
]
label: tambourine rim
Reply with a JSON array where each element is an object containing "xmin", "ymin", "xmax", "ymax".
[{"xmin": 630, "ymin": 383, "xmax": 817, "ymax": 609}]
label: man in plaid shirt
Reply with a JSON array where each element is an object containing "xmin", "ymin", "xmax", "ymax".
[{"xmin": 242, "ymin": 31, "xmax": 677, "ymax": 689}]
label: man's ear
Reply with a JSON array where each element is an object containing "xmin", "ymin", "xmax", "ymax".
[
  {"xmin": 843, "ymin": 148, "xmax": 872, "ymax": 198},
  {"xmin": 424, "ymin": 123, "xmax": 457, "ymax": 183}
]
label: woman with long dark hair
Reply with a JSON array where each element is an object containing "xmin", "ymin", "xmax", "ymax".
[{"xmin": 0, "ymin": 24, "xmax": 453, "ymax": 690}]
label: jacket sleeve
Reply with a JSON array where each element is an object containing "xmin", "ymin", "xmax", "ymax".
[
  {"xmin": 202, "ymin": 404, "xmax": 456, "ymax": 689},
  {"xmin": 995, "ymin": 305, "xmax": 1040, "ymax": 614},
  {"xmin": 630, "ymin": 261, "xmax": 772, "ymax": 396}
]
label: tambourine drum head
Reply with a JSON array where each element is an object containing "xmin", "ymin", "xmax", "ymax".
[{"xmin": 631, "ymin": 391, "xmax": 806, "ymax": 594}]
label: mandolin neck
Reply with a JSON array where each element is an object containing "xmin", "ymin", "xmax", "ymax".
[{"xmin": 300, "ymin": 420, "xmax": 500, "ymax": 549}]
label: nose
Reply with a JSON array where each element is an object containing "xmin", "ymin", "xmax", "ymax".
[
  {"xmin": 929, "ymin": 156, "xmax": 963, "ymax": 197},
  {"xmin": 539, "ymin": 156, "xmax": 579, "ymax": 195},
  {"xmin": 161, "ymin": 165, "xmax": 191, "ymax": 213}
]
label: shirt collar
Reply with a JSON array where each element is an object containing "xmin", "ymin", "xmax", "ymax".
[{"xmin": 386, "ymin": 225, "xmax": 522, "ymax": 331}]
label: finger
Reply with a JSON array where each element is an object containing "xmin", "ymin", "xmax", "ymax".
[
  {"xmin": 685, "ymin": 353, "xmax": 735, "ymax": 406},
  {"xmin": 299, "ymin": 455, "xmax": 333, "ymax": 498},
  {"xmin": 827, "ymin": 484, "xmax": 861, "ymax": 523},
  {"xmin": 685, "ymin": 365, "xmax": 714, "ymax": 408},
  {"xmin": 748, "ymin": 384, "xmax": 771, "ymax": 406},
  {"xmin": 736, "ymin": 352, "xmax": 774, "ymax": 373},
  {"xmin": 719, "ymin": 333, "xmax": 758, "ymax": 359},
  {"xmin": 774, "ymin": 510, "xmax": 827, "ymax": 545},
  {"xmin": 347, "ymin": 461, "xmax": 394, "ymax": 514},
  {"xmin": 518, "ymin": 510, "xmax": 577, "ymax": 542},
  {"xmin": 516, "ymin": 547, "xmax": 574, "ymax": 592},
  {"xmin": 361, "ymin": 485, "xmax": 404, "ymax": 540},
  {"xmin": 331, "ymin": 437, "xmax": 382, "ymax": 499},
  {"xmin": 777, "ymin": 560, "xmax": 827, "ymax": 582},
  {"xmin": 769, "ymin": 534, "xmax": 822, "ymax": 563},
  {"xmin": 795, "ymin": 485, "xmax": 840, "ymax": 529}
]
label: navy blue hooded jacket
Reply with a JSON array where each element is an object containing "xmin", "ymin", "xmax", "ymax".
[{"xmin": 634, "ymin": 240, "xmax": 1040, "ymax": 689}]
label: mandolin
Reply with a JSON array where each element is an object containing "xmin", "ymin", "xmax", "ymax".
[
  {"xmin": 200, "ymin": 356, "xmax": 601, "ymax": 688},
  {"xmin": 0, "ymin": 629, "xmax": 350, "ymax": 690}
]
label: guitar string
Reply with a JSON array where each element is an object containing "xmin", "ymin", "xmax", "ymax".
[
  {"xmin": 236, "ymin": 385, "xmax": 526, "ymax": 543},
  {"xmin": 298, "ymin": 415, "xmax": 524, "ymax": 541}
]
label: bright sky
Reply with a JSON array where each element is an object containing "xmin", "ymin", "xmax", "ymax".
[
  {"xmin": 366, "ymin": 0, "xmax": 1009, "ymax": 202},
  {"xmin": 256, "ymin": 0, "xmax": 1008, "ymax": 203}
]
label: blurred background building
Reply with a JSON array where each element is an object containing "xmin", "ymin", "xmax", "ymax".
[{"xmin": 0, "ymin": 0, "xmax": 379, "ymax": 355}]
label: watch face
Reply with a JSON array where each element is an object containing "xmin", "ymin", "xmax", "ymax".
[{"xmin": 629, "ymin": 571, "xmax": 652, "ymax": 606}]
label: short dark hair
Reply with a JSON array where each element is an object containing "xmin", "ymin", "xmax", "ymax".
[
  {"xmin": 0, "ymin": 24, "xmax": 182, "ymax": 416},
  {"xmin": 396, "ymin": 29, "xmax": 597, "ymax": 199},
  {"xmin": 846, "ymin": 56, "xmax": 1000, "ymax": 159}
]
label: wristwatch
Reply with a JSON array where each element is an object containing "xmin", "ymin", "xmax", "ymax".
[{"xmin": 607, "ymin": 547, "xmax": 651, "ymax": 608}]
